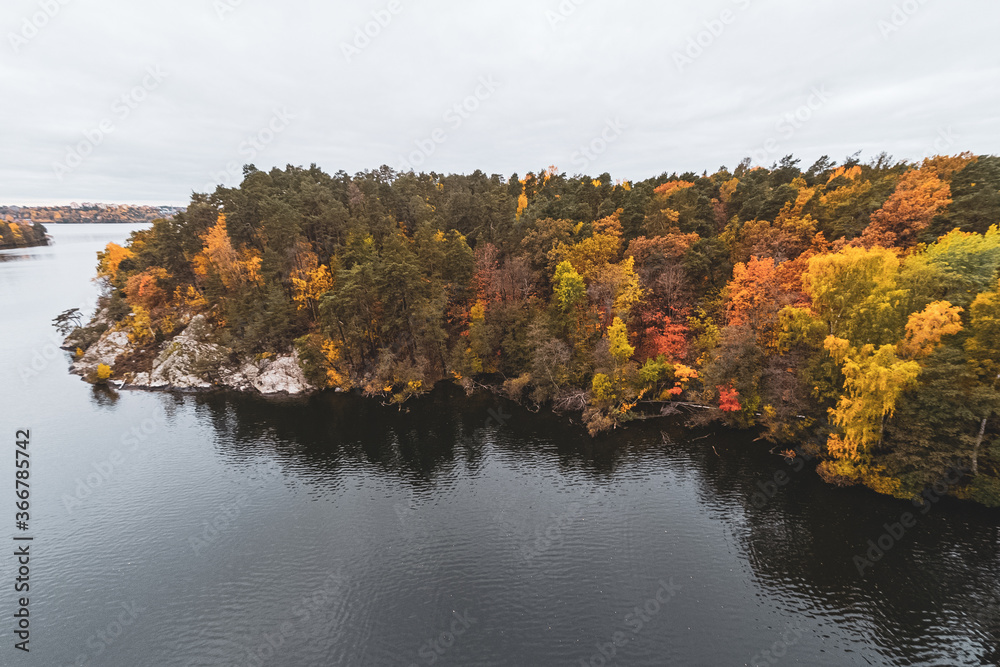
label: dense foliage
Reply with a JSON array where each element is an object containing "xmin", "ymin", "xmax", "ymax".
[
  {"xmin": 0, "ymin": 220, "xmax": 47, "ymax": 249},
  {"xmin": 90, "ymin": 155, "xmax": 1000, "ymax": 505}
]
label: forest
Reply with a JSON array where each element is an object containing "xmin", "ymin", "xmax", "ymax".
[
  {"xmin": 80, "ymin": 153, "xmax": 1000, "ymax": 506},
  {"xmin": 0, "ymin": 220, "xmax": 48, "ymax": 249}
]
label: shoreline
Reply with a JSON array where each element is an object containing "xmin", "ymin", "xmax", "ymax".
[
  {"xmin": 76, "ymin": 365, "xmax": 1000, "ymax": 514},
  {"xmin": 0, "ymin": 238, "xmax": 50, "ymax": 251}
]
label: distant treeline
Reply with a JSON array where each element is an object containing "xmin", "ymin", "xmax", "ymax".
[
  {"xmin": 87, "ymin": 154, "xmax": 1000, "ymax": 505},
  {"xmin": 0, "ymin": 205, "xmax": 184, "ymax": 225}
]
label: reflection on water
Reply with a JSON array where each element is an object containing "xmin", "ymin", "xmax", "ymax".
[
  {"xmin": 180, "ymin": 385, "xmax": 1000, "ymax": 666},
  {"xmin": 0, "ymin": 250, "xmax": 38, "ymax": 261}
]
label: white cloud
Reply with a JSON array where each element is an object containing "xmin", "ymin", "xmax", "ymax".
[{"xmin": 1, "ymin": 0, "xmax": 998, "ymax": 204}]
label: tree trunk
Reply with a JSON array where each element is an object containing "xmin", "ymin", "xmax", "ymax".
[
  {"xmin": 973, "ymin": 374, "xmax": 1000, "ymax": 477},
  {"xmin": 972, "ymin": 417, "xmax": 987, "ymax": 477}
]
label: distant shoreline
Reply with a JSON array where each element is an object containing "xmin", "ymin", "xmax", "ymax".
[
  {"xmin": 0, "ymin": 238, "xmax": 49, "ymax": 250},
  {"xmin": 1, "ymin": 204, "xmax": 184, "ymax": 226}
]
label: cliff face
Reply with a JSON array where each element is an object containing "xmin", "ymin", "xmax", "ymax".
[{"xmin": 65, "ymin": 312, "xmax": 314, "ymax": 395}]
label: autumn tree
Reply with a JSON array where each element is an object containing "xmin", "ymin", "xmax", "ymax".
[
  {"xmin": 860, "ymin": 167, "xmax": 952, "ymax": 248},
  {"xmin": 800, "ymin": 245, "xmax": 905, "ymax": 345},
  {"xmin": 193, "ymin": 214, "xmax": 264, "ymax": 291},
  {"xmin": 726, "ymin": 257, "xmax": 784, "ymax": 344},
  {"xmin": 290, "ymin": 248, "xmax": 334, "ymax": 319},
  {"xmin": 96, "ymin": 242, "xmax": 134, "ymax": 285},
  {"xmin": 823, "ymin": 338, "xmax": 921, "ymax": 464}
]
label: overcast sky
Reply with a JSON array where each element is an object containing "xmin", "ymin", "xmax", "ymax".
[{"xmin": 2, "ymin": 0, "xmax": 998, "ymax": 206}]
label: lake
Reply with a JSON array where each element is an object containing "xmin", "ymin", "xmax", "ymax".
[{"xmin": 1, "ymin": 223, "xmax": 997, "ymax": 666}]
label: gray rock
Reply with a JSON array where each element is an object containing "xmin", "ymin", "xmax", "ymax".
[
  {"xmin": 145, "ymin": 314, "xmax": 227, "ymax": 390},
  {"xmin": 72, "ymin": 330, "xmax": 131, "ymax": 376},
  {"xmin": 218, "ymin": 351, "xmax": 313, "ymax": 395},
  {"xmin": 251, "ymin": 351, "xmax": 312, "ymax": 395},
  {"xmin": 69, "ymin": 310, "xmax": 314, "ymax": 396}
]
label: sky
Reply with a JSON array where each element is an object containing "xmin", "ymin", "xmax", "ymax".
[{"xmin": 2, "ymin": 0, "xmax": 999, "ymax": 206}]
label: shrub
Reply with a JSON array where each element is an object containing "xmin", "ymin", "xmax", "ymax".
[
  {"xmin": 816, "ymin": 459, "xmax": 861, "ymax": 487},
  {"xmin": 96, "ymin": 364, "xmax": 112, "ymax": 383}
]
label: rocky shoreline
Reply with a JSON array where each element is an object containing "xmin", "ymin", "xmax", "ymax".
[{"xmin": 63, "ymin": 311, "xmax": 315, "ymax": 396}]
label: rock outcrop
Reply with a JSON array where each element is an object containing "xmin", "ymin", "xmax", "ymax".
[
  {"xmin": 142, "ymin": 315, "xmax": 227, "ymax": 390},
  {"xmin": 71, "ymin": 330, "xmax": 131, "ymax": 377},
  {"xmin": 217, "ymin": 351, "xmax": 312, "ymax": 394},
  {"xmin": 68, "ymin": 312, "xmax": 314, "ymax": 395},
  {"xmin": 248, "ymin": 352, "xmax": 312, "ymax": 395}
]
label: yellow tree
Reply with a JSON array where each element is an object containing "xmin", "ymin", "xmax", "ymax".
[
  {"xmin": 96, "ymin": 242, "xmax": 135, "ymax": 283},
  {"xmin": 194, "ymin": 214, "xmax": 263, "ymax": 290},
  {"xmin": 587, "ymin": 317, "xmax": 639, "ymax": 435},
  {"xmin": 553, "ymin": 261, "xmax": 586, "ymax": 313},
  {"xmin": 610, "ymin": 256, "xmax": 643, "ymax": 317},
  {"xmin": 607, "ymin": 316, "xmax": 634, "ymax": 367},
  {"xmin": 585, "ymin": 255, "xmax": 644, "ymax": 326},
  {"xmin": 824, "ymin": 300, "xmax": 963, "ymax": 463},
  {"xmin": 824, "ymin": 338, "xmax": 921, "ymax": 462},
  {"xmin": 801, "ymin": 245, "xmax": 903, "ymax": 345},
  {"xmin": 551, "ymin": 211, "xmax": 642, "ymax": 325},
  {"xmin": 550, "ymin": 210, "xmax": 623, "ymax": 281},
  {"xmin": 897, "ymin": 300, "xmax": 964, "ymax": 359},
  {"xmin": 817, "ymin": 167, "xmax": 873, "ymax": 226},
  {"xmin": 125, "ymin": 305, "xmax": 156, "ymax": 345},
  {"xmin": 291, "ymin": 250, "xmax": 334, "ymax": 319}
]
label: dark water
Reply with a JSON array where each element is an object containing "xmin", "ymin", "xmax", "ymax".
[{"xmin": 1, "ymin": 224, "xmax": 998, "ymax": 666}]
